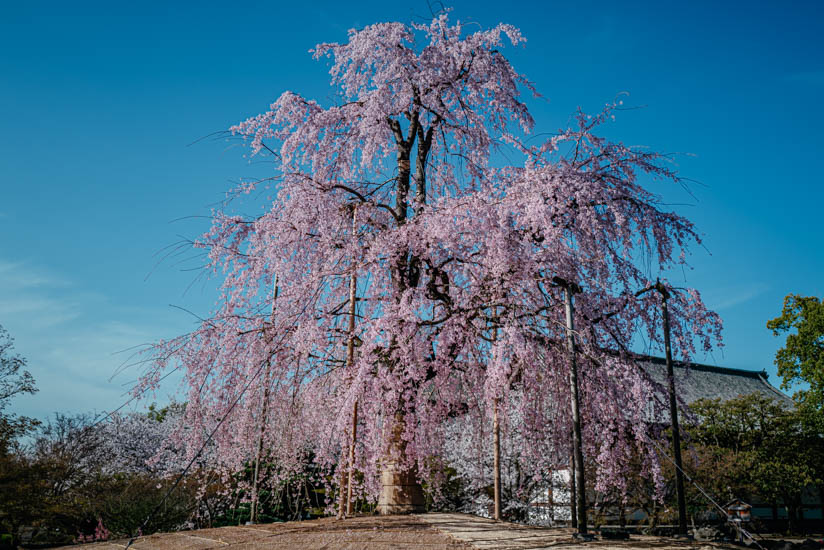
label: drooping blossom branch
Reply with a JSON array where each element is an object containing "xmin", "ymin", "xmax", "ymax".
[{"xmin": 137, "ymin": 11, "xmax": 722, "ymax": 508}]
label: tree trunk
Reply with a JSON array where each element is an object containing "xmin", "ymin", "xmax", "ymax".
[
  {"xmin": 377, "ymin": 413, "xmax": 425, "ymax": 514},
  {"xmin": 787, "ymin": 504, "xmax": 797, "ymax": 534},
  {"xmin": 376, "ymin": 118, "xmax": 427, "ymax": 516}
]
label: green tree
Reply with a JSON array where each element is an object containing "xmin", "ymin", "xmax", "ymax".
[
  {"xmin": 0, "ymin": 324, "xmax": 38, "ymax": 452},
  {"xmin": 767, "ymin": 294, "xmax": 824, "ymax": 414},
  {"xmin": 689, "ymin": 394, "xmax": 823, "ymax": 533},
  {"xmin": 0, "ymin": 324, "xmax": 40, "ymax": 544}
]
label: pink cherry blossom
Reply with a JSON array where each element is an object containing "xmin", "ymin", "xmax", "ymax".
[{"xmin": 137, "ymin": 12, "xmax": 722, "ymax": 508}]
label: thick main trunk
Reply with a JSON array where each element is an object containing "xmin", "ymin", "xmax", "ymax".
[
  {"xmin": 377, "ymin": 413, "xmax": 425, "ymax": 514},
  {"xmin": 376, "ymin": 115, "xmax": 447, "ymax": 515},
  {"xmin": 377, "ymin": 462, "xmax": 426, "ymax": 514},
  {"xmin": 376, "ymin": 116, "xmax": 430, "ymax": 515}
]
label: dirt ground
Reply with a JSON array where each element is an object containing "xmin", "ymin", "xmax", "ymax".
[
  {"xmin": 57, "ymin": 515, "xmax": 473, "ymax": 550},
  {"xmin": 57, "ymin": 512, "xmax": 743, "ymax": 550}
]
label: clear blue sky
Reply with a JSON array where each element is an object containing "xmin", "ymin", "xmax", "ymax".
[{"xmin": 2, "ymin": 0, "xmax": 822, "ymax": 421}]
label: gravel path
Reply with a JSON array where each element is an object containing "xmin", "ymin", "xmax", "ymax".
[{"xmin": 58, "ymin": 513, "xmax": 739, "ymax": 550}]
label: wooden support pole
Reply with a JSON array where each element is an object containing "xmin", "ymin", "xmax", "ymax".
[
  {"xmin": 344, "ymin": 259, "xmax": 358, "ymax": 517},
  {"xmin": 250, "ymin": 385, "xmax": 267, "ymax": 523},
  {"xmin": 337, "ymin": 445, "xmax": 347, "ymax": 518},
  {"xmin": 491, "ymin": 311, "xmax": 502, "ymax": 521},
  {"xmin": 493, "ymin": 398, "xmax": 502, "ymax": 520},
  {"xmin": 560, "ymin": 282, "xmax": 587, "ymax": 536},
  {"xmin": 658, "ymin": 282, "xmax": 688, "ymax": 536},
  {"xmin": 250, "ymin": 274, "xmax": 279, "ymax": 524},
  {"xmin": 250, "ymin": 378, "xmax": 268, "ymax": 524},
  {"xmin": 339, "ymin": 206, "xmax": 359, "ymax": 519},
  {"xmin": 569, "ymin": 454, "xmax": 578, "ymax": 529},
  {"xmin": 345, "ymin": 400, "xmax": 358, "ymax": 516}
]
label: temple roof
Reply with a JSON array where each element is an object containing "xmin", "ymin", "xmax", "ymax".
[{"xmin": 636, "ymin": 355, "xmax": 793, "ymax": 408}]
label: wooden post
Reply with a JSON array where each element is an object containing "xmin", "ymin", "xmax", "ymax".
[
  {"xmin": 345, "ymin": 400, "xmax": 358, "ymax": 516},
  {"xmin": 344, "ymin": 247, "xmax": 358, "ymax": 516},
  {"xmin": 491, "ymin": 311, "xmax": 502, "ymax": 521},
  {"xmin": 250, "ymin": 378, "xmax": 268, "ymax": 524},
  {"xmin": 337, "ymin": 442, "xmax": 347, "ymax": 518},
  {"xmin": 560, "ymin": 281, "xmax": 587, "ymax": 536},
  {"xmin": 339, "ymin": 205, "xmax": 359, "ymax": 519},
  {"xmin": 493, "ymin": 398, "xmax": 502, "ymax": 520},
  {"xmin": 569, "ymin": 453, "xmax": 577, "ymax": 528},
  {"xmin": 250, "ymin": 382, "xmax": 268, "ymax": 523},
  {"xmin": 250, "ymin": 274, "xmax": 279, "ymax": 524},
  {"xmin": 658, "ymin": 281, "xmax": 687, "ymax": 536}
]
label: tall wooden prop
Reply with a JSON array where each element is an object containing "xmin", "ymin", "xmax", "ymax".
[
  {"xmin": 250, "ymin": 274, "xmax": 279, "ymax": 524},
  {"xmin": 657, "ymin": 281, "xmax": 688, "ymax": 536},
  {"xmin": 492, "ymin": 310, "xmax": 502, "ymax": 521},
  {"xmin": 339, "ymin": 206, "xmax": 359, "ymax": 519},
  {"xmin": 493, "ymin": 400, "xmax": 501, "ymax": 520},
  {"xmin": 345, "ymin": 400, "xmax": 358, "ymax": 516},
  {"xmin": 569, "ymin": 453, "xmax": 578, "ymax": 529},
  {"xmin": 344, "ymin": 227, "xmax": 359, "ymax": 517},
  {"xmin": 556, "ymin": 278, "xmax": 587, "ymax": 536}
]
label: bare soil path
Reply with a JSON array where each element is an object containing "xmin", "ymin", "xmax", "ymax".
[
  {"xmin": 59, "ymin": 515, "xmax": 473, "ymax": 550},
  {"xmin": 58, "ymin": 513, "xmax": 739, "ymax": 550},
  {"xmin": 418, "ymin": 514, "xmax": 737, "ymax": 550}
]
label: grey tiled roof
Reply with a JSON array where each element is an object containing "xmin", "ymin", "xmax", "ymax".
[{"xmin": 637, "ymin": 356, "xmax": 793, "ymax": 408}]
